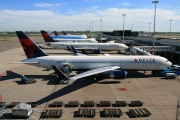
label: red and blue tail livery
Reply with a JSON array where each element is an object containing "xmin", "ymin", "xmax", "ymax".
[
  {"xmin": 54, "ymin": 31, "xmax": 59, "ymax": 35},
  {"xmin": 16, "ymin": 31, "xmax": 47, "ymax": 58},
  {"xmin": 41, "ymin": 30, "xmax": 56, "ymax": 42},
  {"xmin": 62, "ymin": 31, "xmax": 67, "ymax": 35}
]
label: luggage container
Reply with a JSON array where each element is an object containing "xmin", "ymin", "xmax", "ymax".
[
  {"xmin": 0, "ymin": 102, "xmax": 6, "ymax": 107},
  {"xmin": 12, "ymin": 103, "xmax": 33, "ymax": 118}
]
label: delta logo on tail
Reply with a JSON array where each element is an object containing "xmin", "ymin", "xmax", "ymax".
[
  {"xmin": 62, "ymin": 31, "xmax": 67, "ymax": 35},
  {"xmin": 41, "ymin": 31, "xmax": 51, "ymax": 42},
  {"xmin": 16, "ymin": 31, "xmax": 47, "ymax": 58},
  {"xmin": 20, "ymin": 38, "xmax": 36, "ymax": 58}
]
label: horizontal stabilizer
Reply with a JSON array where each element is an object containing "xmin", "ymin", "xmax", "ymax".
[
  {"xmin": 51, "ymin": 65, "xmax": 69, "ymax": 80},
  {"xmin": 10, "ymin": 62, "xmax": 39, "ymax": 64}
]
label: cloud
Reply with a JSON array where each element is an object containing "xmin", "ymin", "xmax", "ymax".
[
  {"xmin": 34, "ymin": 3, "xmax": 61, "ymax": 7},
  {"xmin": 0, "ymin": 8, "xmax": 180, "ymax": 32},
  {"xmin": 83, "ymin": 6, "xmax": 99, "ymax": 12},
  {"xmin": 122, "ymin": 2, "xmax": 132, "ymax": 6}
]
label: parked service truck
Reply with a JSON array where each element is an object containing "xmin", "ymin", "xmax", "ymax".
[
  {"xmin": 152, "ymin": 68, "xmax": 180, "ymax": 77},
  {"xmin": 165, "ymin": 73, "xmax": 177, "ymax": 79}
]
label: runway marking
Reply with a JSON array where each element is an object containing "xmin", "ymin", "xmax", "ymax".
[
  {"xmin": 118, "ymin": 88, "xmax": 128, "ymax": 91},
  {"xmin": 0, "ymin": 64, "xmax": 29, "ymax": 76},
  {"xmin": 31, "ymin": 115, "xmax": 38, "ymax": 120},
  {"xmin": 33, "ymin": 108, "xmax": 41, "ymax": 113}
]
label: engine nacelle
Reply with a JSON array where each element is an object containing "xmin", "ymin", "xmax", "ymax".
[
  {"xmin": 92, "ymin": 49, "xmax": 101, "ymax": 54},
  {"xmin": 62, "ymin": 65, "xmax": 72, "ymax": 78},
  {"xmin": 109, "ymin": 70, "xmax": 127, "ymax": 79}
]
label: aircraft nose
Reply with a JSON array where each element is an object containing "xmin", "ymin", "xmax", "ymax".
[
  {"xmin": 169, "ymin": 61, "xmax": 172, "ymax": 66},
  {"xmin": 124, "ymin": 45, "xmax": 129, "ymax": 49}
]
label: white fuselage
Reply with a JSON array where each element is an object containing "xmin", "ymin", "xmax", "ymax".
[
  {"xmin": 53, "ymin": 38, "xmax": 97, "ymax": 43},
  {"xmin": 46, "ymin": 42, "xmax": 129, "ymax": 51},
  {"xmin": 22, "ymin": 55, "xmax": 172, "ymax": 71}
]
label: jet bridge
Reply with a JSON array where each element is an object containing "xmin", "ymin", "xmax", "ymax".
[
  {"xmin": 121, "ymin": 40, "xmax": 136, "ymax": 45},
  {"xmin": 131, "ymin": 46, "xmax": 176, "ymax": 55},
  {"xmin": 131, "ymin": 47, "xmax": 151, "ymax": 55},
  {"xmin": 136, "ymin": 46, "xmax": 176, "ymax": 52}
]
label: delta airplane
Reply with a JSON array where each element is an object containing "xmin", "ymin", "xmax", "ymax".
[
  {"xmin": 15, "ymin": 31, "xmax": 172, "ymax": 81},
  {"xmin": 54, "ymin": 31, "xmax": 88, "ymax": 39},
  {"xmin": 41, "ymin": 30, "xmax": 97, "ymax": 43},
  {"xmin": 54, "ymin": 31, "xmax": 60, "ymax": 35},
  {"xmin": 42, "ymin": 32, "xmax": 129, "ymax": 54}
]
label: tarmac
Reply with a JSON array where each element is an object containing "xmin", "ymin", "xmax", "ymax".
[{"xmin": 0, "ymin": 46, "xmax": 180, "ymax": 120}]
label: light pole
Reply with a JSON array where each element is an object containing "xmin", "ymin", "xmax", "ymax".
[
  {"xmin": 131, "ymin": 24, "xmax": 133, "ymax": 31},
  {"xmin": 89, "ymin": 23, "xmax": 91, "ymax": 36},
  {"xmin": 169, "ymin": 20, "xmax": 173, "ymax": 39},
  {"xmin": 149, "ymin": 23, "xmax": 151, "ymax": 36},
  {"xmin": 122, "ymin": 14, "xmax": 126, "ymax": 40},
  {"xmin": 100, "ymin": 19, "xmax": 102, "ymax": 42},
  {"xmin": 152, "ymin": 1, "xmax": 159, "ymax": 55},
  {"xmin": 91, "ymin": 22, "xmax": 93, "ymax": 33}
]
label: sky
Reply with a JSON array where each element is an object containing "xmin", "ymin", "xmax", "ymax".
[{"xmin": 0, "ymin": 0, "xmax": 180, "ymax": 32}]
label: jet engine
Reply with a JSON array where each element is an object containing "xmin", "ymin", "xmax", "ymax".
[
  {"xmin": 92, "ymin": 49, "xmax": 101, "ymax": 54},
  {"xmin": 82, "ymin": 49, "xmax": 101, "ymax": 54},
  {"xmin": 62, "ymin": 65, "xmax": 71, "ymax": 78},
  {"xmin": 109, "ymin": 70, "xmax": 127, "ymax": 79}
]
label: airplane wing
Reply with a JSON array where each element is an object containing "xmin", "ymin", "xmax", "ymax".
[
  {"xmin": 71, "ymin": 46, "xmax": 109, "ymax": 56},
  {"xmin": 69, "ymin": 66, "xmax": 120, "ymax": 81},
  {"xmin": 75, "ymin": 53, "xmax": 87, "ymax": 56}
]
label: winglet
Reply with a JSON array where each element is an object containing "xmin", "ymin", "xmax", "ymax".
[
  {"xmin": 71, "ymin": 46, "xmax": 87, "ymax": 56},
  {"xmin": 51, "ymin": 65, "xmax": 69, "ymax": 80},
  {"xmin": 40, "ymin": 30, "xmax": 56, "ymax": 42}
]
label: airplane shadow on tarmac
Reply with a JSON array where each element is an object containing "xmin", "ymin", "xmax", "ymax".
[
  {"xmin": 35, "ymin": 71, "xmax": 154, "ymax": 105},
  {"xmin": 0, "ymin": 70, "xmax": 57, "ymax": 85},
  {"xmin": 36, "ymin": 76, "xmax": 96, "ymax": 105},
  {"xmin": 0, "ymin": 70, "xmax": 155, "ymax": 105}
]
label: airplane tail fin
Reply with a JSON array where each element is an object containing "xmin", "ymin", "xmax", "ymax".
[
  {"xmin": 54, "ymin": 31, "xmax": 59, "ymax": 35},
  {"xmin": 62, "ymin": 31, "xmax": 67, "ymax": 35},
  {"xmin": 16, "ymin": 31, "xmax": 48, "ymax": 58},
  {"xmin": 40, "ymin": 30, "xmax": 56, "ymax": 42}
]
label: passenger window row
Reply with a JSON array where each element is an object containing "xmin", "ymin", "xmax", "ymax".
[{"xmin": 58, "ymin": 62, "xmax": 121, "ymax": 64}]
